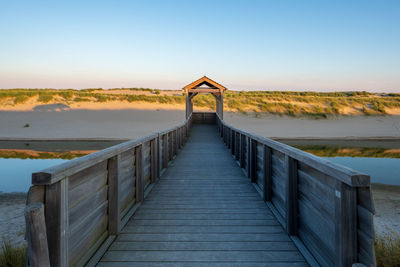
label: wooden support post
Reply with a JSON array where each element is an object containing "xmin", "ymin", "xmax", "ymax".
[
  {"xmin": 150, "ymin": 139, "xmax": 157, "ymax": 183},
  {"xmin": 183, "ymin": 126, "xmax": 185, "ymax": 146},
  {"xmin": 227, "ymin": 129, "xmax": 230, "ymax": 149},
  {"xmin": 247, "ymin": 137, "xmax": 251, "ymax": 178},
  {"xmin": 135, "ymin": 144, "xmax": 144, "ymax": 202},
  {"xmin": 240, "ymin": 134, "xmax": 246, "ymax": 168},
  {"xmin": 175, "ymin": 129, "xmax": 179, "ymax": 154},
  {"xmin": 108, "ymin": 155, "xmax": 120, "ymax": 234},
  {"xmin": 169, "ymin": 133, "xmax": 173, "ymax": 161},
  {"xmin": 178, "ymin": 128, "xmax": 182, "ymax": 149},
  {"xmin": 335, "ymin": 182, "xmax": 358, "ymax": 266},
  {"xmin": 220, "ymin": 94, "xmax": 224, "ymax": 119},
  {"xmin": 157, "ymin": 134, "xmax": 162, "ymax": 177},
  {"xmin": 231, "ymin": 130, "xmax": 235, "ymax": 155},
  {"xmin": 45, "ymin": 178, "xmax": 69, "ymax": 267},
  {"xmin": 263, "ymin": 146, "xmax": 272, "ymax": 202},
  {"xmin": 250, "ymin": 139, "xmax": 257, "ymax": 183},
  {"xmin": 163, "ymin": 134, "xmax": 168, "ymax": 168},
  {"xmin": 285, "ymin": 155, "xmax": 298, "ymax": 236},
  {"xmin": 25, "ymin": 203, "xmax": 50, "ymax": 267},
  {"xmin": 235, "ymin": 132, "xmax": 240, "ymax": 161}
]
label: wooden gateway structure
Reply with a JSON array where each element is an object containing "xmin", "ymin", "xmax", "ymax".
[
  {"xmin": 25, "ymin": 77, "xmax": 376, "ymax": 267},
  {"xmin": 183, "ymin": 76, "xmax": 227, "ymax": 119}
]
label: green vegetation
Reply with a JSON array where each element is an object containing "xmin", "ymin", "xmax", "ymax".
[
  {"xmin": 293, "ymin": 145, "xmax": 400, "ymax": 158},
  {"xmin": 23, "ymin": 123, "xmax": 30, "ymax": 128},
  {"xmin": 14, "ymin": 95, "xmax": 29, "ymax": 104},
  {"xmin": 1, "ymin": 88, "xmax": 400, "ymax": 117},
  {"xmin": 0, "ymin": 150, "xmax": 90, "ymax": 159},
  {"xmin": 37, "ymin": 93, "xmax": 53, "ymax": 103},
  {"xmin": 375, "ymin": 233, "xmax": 400, "ymax": 267},
  {"xmin": 0, "ymin": 239, "xmax": 26, "ymax": 267}
]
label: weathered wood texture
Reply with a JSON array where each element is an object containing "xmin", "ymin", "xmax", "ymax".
[
  {"xmin": 26, "ymin": 114, "xmax": 192, "ymax": 267},
  {"xmin": 99, "ymin": 123, "xmax": 306, "ymax": 266},
  {"xmin": 192, "ymin": 111, "xmax": 217, "ymax": 124},
  {"xmin": 25, "ymin": 203, "xmax": 50, "ymax": 267},
  {"xmin": 216, "ymin": 114, "xmax": 376, "ymax": 267},
  {"xmin": 26, "ymin": 111, "xmax": 375, "ymax": 267}
]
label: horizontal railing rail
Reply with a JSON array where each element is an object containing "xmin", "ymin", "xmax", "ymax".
[
  {"xmin": 25, "ymin": 114, "xmax": 193, "ymax": 267},
  {"xmin": 216, "ymin": 114, "xmax": 375, "ymax": 267}
]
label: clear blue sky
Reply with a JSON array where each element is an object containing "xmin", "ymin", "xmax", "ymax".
[{"xmin": 0, "ymin": 0, "xmax": 399, "ymax": 92}]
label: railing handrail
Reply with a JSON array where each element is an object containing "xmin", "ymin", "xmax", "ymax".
[
  {"xmin": 32, "ymin": 114, "xmax": 192, "ymax": 185},
  {"xmin": 26, "ymin": 112, "xmax": 194, "ymax": 267},
  {"xmin": 215, "ymin": 112, "xmax": 375, "ymax": 267},
  {"xmin": 215, "ymin": 113, "xmax": 370, "ymax": 187}
]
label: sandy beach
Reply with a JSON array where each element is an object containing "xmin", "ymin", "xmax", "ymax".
[
  {"xmin": 1, "ymin": 108, "xmax": 400, "ymax": 140},
  {"xmin": 0, "ymin": 193, "xmax": 26, "ymax": 248},
  {"xmin": 0, "ymin": 108, "xmax": 185, "ymax": 140}
]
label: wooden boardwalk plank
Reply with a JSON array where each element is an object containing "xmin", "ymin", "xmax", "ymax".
[
  {"xmin": 101, "ymin": 251, "xmax": 305, "ymax": 262},
  {"xmin": 98, "ymin": 262, "xmax": 308, "ymax": 267},
  {"xmin": 109, "ymin": 241, "xmax": 297, "ymax": 251},
  {"xmin": 100, "ymin": 124, "xmax": 306, "ymax": 265}
]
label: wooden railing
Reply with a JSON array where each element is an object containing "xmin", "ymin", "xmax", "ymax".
[
  {"xmin": 216, "ymin": 114, "xmax": 376, "ymax": 267},
  {"xmin": 25, "ymin": 114, "xmax": 193, "ymax": 267}
]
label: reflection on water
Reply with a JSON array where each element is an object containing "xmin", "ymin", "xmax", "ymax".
[
  {"xmin": 279, "ymin": 139, "xmax": 400, "ymax": 186},
  {"xmin": 324, "ymin": 157, "xmax": 400, "ymax": 186},
  {"xmin": 0, "ymin": 140, "xmax": 122, "ymax": 193},
  {"xmin": 1, "ymin": 139, "xmax": 399, "ymax": 192},
  {"xmin": 0, "ymin": 158, "xmax": 69, "ymax": 193}
]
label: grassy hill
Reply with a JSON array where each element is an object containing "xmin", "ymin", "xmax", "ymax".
[{"xmin": 1, "ymin": 88, "xmax": 400, "ymax": 118}]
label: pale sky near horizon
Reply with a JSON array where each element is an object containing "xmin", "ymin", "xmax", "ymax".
[{"xmin": 0, "ymin": 0, "xmax": 399, "ymax": 92}]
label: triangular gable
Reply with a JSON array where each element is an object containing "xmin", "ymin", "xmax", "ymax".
[{"xmin": 183, "ymin": 76, "xmax": 227, "ymax": 92}]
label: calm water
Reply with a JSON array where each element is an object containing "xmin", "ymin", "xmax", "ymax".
[
  {"xmin": 0, "ymin": 139, "xmax": 399, "ymax": 193},
  {"xmin": 0, "ymin": 158, "xmax": 69, "ymax": 193},
  {"xmin": 323, "ymin": 157, "xmax": 400, "ymax": 185}
]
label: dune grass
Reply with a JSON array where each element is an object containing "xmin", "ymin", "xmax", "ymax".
[
  {"xmin": 1, "ymin": 88, "xmax": 400, "ymax": 117},
  {"xmin": 0, "ymin": 239, "xmax": 26, "ymax": 267},
  {"xmin": 374, "ymin": 233, "xmax": 400, "ymax": 267}
]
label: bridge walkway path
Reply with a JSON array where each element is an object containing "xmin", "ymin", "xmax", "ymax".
[{"xmin": 98, "ymin": 124, "xmax": 307, "ymax": 266}]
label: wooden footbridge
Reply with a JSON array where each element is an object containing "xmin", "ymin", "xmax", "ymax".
[{"xmin": 25, "ymin": 77, "xmax": 376, "ymax": 267}]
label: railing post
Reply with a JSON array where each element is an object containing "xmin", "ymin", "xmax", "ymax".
[
  {"xmin": 150, "ymin": 139, "xmax": 157, "ymax": 183},
  {"xmin": 250, "ymin": 139, "xmax": 257, "ymax": 183},
  {"xmin": 227, "ymin": 128, "xmax": 230, "ymax": 148},
  {"xmin": 335, "ymin": 182, "xmax": 358, "ymax": 266},
  {"xmin": 25, "ymin": 203, "xmax": 50, "ymax": 267},
  {"xmin": 175, "ymin": 129, "xmax": 178, "ymax": 155},
  {"xmin": 247, "ymin": 137, "xmax": 251, "ymax": 178},
  {"xmin": 231, "ymin": 130, "xmax": 235, "ymax": 155},
  {"xmin": 163, "ymin": 134, "xmax": 168, "ymax": 168},
  {"xmin": 157, "ymin": 134, "xmax": 162, "ymax": 176},
  {"xmin": 240, "ymin": 134, "xmax": 246, "ymax": 168},
  {"xmin": 168, "ymin": 132, "xmax": 173, "ymax": 161},
  {"xmin": 224, "ymin": 126, "xmax": 226, "ymax": 143},
  {"xmin": 108, "ymin": 155, "xmax": 121, "ymax": 234},
  {"xmin": 179, "ymin": 127, "xmax": 182, "ymax": 149},
  {"xmin": 285, "ymin": 155, "xmax": 298, "ymax": 235},
  {"xmin": 45, "ymin": 178, "xmax": 69, "ymax": 267},
  {"xmin": 235, "ymin": 132, "xmax": 240, "ymax": 161},
  {"xmin": 135, "ymin": 144, "xmax": 144, "ymax": 202},
  {"xmin": 263, "ymin": 145, "xmax": 272, "ymax": 202}
]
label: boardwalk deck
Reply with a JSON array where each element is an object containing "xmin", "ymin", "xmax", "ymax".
[{"xmin": 98, "ymin": 124, "xmax": 307, "ymax": 266}]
